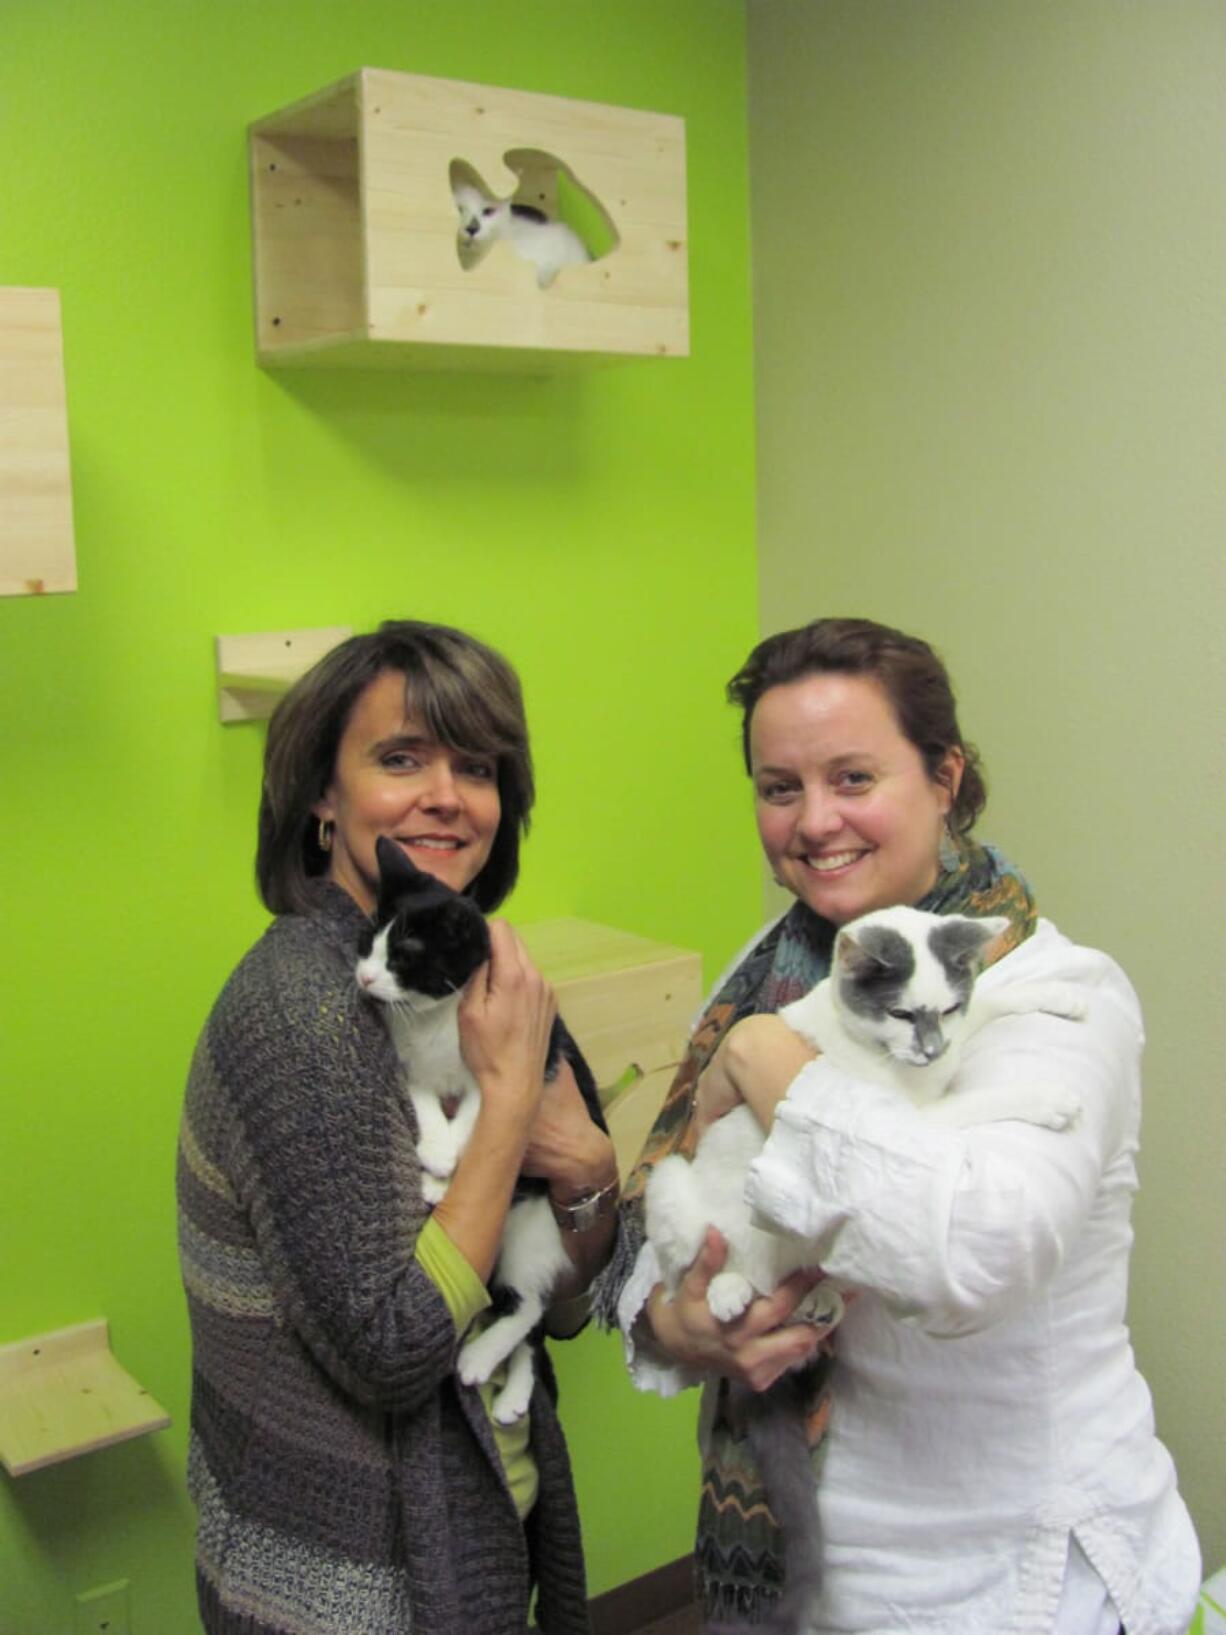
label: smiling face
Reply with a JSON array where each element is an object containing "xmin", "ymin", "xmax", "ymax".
[
  {"xmin": 750, "ymin": 673, "xmax": 964, "ymax": 927},
  {"xmin": 313, "ymin": 669, "xmax": 502, "ymax": 915}
]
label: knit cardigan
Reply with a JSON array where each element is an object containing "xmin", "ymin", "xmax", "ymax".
[{"xmin": 177, "ymin": 882, "xmax": 591, "ymax": 1635}]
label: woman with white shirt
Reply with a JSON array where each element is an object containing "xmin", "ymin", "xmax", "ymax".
[{"xmin": 598, "ymin": 617, "xmax": 1199, "ymax": 1635}]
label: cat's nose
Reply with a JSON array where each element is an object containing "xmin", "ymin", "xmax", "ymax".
[{"xmin": 357, "ymin": 966, "xmax": 376, "ymax": 989}]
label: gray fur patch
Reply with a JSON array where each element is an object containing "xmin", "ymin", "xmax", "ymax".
[
  {"xmin": 837, "ymin": 924, "xmax": 915, "ymax": 1021},
  {"xmin": 928, "ymin": 918, "xmax": 993, "ymax": 1007}
]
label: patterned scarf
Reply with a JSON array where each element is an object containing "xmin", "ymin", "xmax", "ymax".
[{"xmin": 595, "ymin": 838, "xmax": 1037, "ymax": 1626}]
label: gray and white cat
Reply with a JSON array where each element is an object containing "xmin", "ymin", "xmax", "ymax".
[
  {"xmin": 452, "ymin": 178, "xmax": 591, "ymax": 288},
  {"xmin": 645, "ymin": 905, "xmax": 1086, "ymax": 1633},
  {"xmin": 356, "ymin": 837, "xmax": 606, "ymax": 1423}
]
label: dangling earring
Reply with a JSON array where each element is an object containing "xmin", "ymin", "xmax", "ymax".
[
  {"xmin": 318, "ymin": 818, "xmax": 334, "ymax": 854},
  {"xmin": 938, "ymin": 821, "xmax": 960, "ymax": 874}
]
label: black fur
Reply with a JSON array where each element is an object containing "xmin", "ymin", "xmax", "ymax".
[{"xmin": 363, "ymin": 834, "xmax": 608, "ymax": 1153}]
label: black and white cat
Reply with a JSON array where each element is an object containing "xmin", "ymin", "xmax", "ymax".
[
  {"xmin": 356, "ymin": 836, "xmax": 606, "ymax": 1423},
  {"xmin": 452, "ymin": 178, "xmax": 591, "ymax": 288},
  {"xmin": 645, "ymin": 905, "xmax": 1086, "ymax": 1633}
]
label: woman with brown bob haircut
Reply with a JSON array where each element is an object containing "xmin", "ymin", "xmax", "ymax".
[{"xmin": 179, "ymin": 619, "xmax": 617, "ymax": 1635}]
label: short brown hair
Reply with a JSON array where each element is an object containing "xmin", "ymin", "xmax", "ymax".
[
  {"xmin": 257, "ymin": 621, "xmax": 534, "ymax": 915},
  {"xmin": 726, "ymin": 617, "xmax": 986, "ymax": 833}
]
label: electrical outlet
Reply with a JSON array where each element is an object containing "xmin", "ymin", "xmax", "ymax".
[{"xmin": 74, "ymin": 1579, "xmax": 130, "ymax": 1635}]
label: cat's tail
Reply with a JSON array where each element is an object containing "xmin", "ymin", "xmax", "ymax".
[{"xmin": 703, "ymin": 1374, "xmax": 823, "ymax": 1635}]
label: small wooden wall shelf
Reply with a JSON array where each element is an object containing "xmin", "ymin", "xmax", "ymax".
[
  {"xmin": 0, "ymin": 287, "xmax": 77, "ymax": 597},
  {"xmin": 520, "ymin": 918, "xmax": 701, "ymax": 1179},
  {"xmin": 217, "ymin": 625, "xmax": 352, "ymax": 722},
  {"xmin": 0, "ymin": 1320, "xmax": 170, "ymax": 1477},
  {"xmin": 250, "ymin": 68, "xmax": 688, "ymax": 370}
]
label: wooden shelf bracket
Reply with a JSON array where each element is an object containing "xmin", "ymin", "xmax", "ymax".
[
  {"xmin": 216, "ymin": 625, "xmax": 352, "ymax": 722},
  {"xmin": 0, "ymin": 1319, "xmax": 170, "ymax": 1477}
]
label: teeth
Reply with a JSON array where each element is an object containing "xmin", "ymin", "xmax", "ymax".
[
  {"xmin": 804, "ymin": 850, "xmax": 863, "ymax": 873},
  {"xmin": 406, "ymin": 838, "xmax": 460, "ymax": 851}
]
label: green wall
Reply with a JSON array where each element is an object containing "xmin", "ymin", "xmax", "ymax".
[
  {"xmin": 748, "ymin": 0, "xmax": 1226, "ymax": 1569},
  {"xmin": 0, "ymin": 2, "xmax": 759, "ymax": 1628}
]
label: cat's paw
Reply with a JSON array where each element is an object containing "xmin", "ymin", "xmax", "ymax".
[
  {"xmin": 457, "ymin": 1329, "xmax": 508, "ymax": 1388},
  {"xmin": 421, "ymin": 1174, "xmax": 448, "ymax": 1205},
  {"xmin": 492, "ymin": 1377, "xmax": 534, "ymax": 1425},
  {"xmin": 1028, "ymin": 1086, "xmax": 1083, "ymax": 1130},
  {"xmin": 707, "ymin": 1271, "xmax": 756, "ymax": 1323},
  {"xmin": 794, "ymin": 1280, "xmax": 844, "ymax": 1331}
]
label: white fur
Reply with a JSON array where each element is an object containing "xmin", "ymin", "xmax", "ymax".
[
  {"xmin": 782, "ymin": 907, "xmax": 1086, "ymax": 1126},
  {"xmin": 359, "ymin": 931, "xmax": 571, "ymax": 1418},
  {"xmin": 646, "ymin": 906, "xmax": 1087, "ymax": 1322},
  {"xmin": 453, "ymin": 180, "xmax": 591, "ymax": 289},
  {"xmin": 456, "ymin": 1196, "xmax": 572, "ymax": 1423}
]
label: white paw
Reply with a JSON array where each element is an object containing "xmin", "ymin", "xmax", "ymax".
[
  {"xmin": 707, "ymin": 1271, "xmax": 755, "ymax": 1323},
  {"xmin": 457, "ymin": 1330, "xmax": 507, "ymax": 1387},
  {"xmin": 492, "ymin": 1379, "xmax": 533, "ymax": 1424},
  {"xmin": 795, "ymin": 1281, "xmax": 844, "ymax": 1330},
  {"xmin": 1029, "ymin": 1086, "xmax": 1082, "ymax": 1130},
  {"xmin": 421, "ymin": 1173, "xmax": 448, "ymax": 1205}
]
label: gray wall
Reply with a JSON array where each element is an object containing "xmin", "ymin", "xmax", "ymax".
[{"xmin": 748, "ymin": 0, "xmax": 1226, "ymax": 1567}]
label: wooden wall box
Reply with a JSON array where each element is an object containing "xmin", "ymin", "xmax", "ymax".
[
  {"xmin": 0, "ymin": 288, "xmax": 77, "ymax": 597},
  {"xmin": 519, "ymin": 918, "xmax": 701, "ymax": 1179},
  {"xmin": 249, "ymin": 68, "xmax": 688, "ymax": 369}
]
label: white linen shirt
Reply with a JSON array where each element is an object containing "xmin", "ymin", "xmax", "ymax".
[{"xmin": 618, "ymin": 919, "xmax": 1200, "ymax": 1635}]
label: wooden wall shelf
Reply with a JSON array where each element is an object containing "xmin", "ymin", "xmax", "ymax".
[
  {"xmin": 216, "ymin": 625, "xmax": 352, "ymax": 722},
  {"xmin": 0, "ymin": 1320, "xmax": 170, "ymax": 1477},
  {"xmin": 250, "ymin": 68, "xmax": 688, "ymax": 370},
  {"xmin": 0, "ymin": 287, "xmax": 77, "ymax": 597},
  {"xmin": 520, "ymin": 918, "xmax": 701, "ymax": 1180}
]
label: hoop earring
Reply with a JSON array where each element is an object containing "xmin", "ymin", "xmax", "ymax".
[{"xmin": 318, "ymin": 818, "xmax": 334, "ymax": 854}]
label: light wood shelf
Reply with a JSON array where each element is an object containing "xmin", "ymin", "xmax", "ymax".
[
  {"xmin": 0, "ymin": 1320, "xmax": 170, "ymax": 1477},
  {"xmin": 216, "ymin": 626, "xmax": 352, "ymax": 722},
  {"xmin": 520, "ymin": 918, "xmax": 701, "ymax": 1179},
  {"xmin": 0, "ymin": 287, "xmax": 77, "ymax": 597},
  {"xmin": 250, "ymin": 68, "xmax": 688, "ymax": 369}
]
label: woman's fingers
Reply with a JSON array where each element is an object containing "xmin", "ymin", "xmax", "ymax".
[{"xmin": 458, "ymin": 922, "xmax": 556, "ymax": 1100}]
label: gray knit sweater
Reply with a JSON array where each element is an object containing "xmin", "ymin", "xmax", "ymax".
[{"xmin": 177, "ymin": 882, "xmax": 592, "ymax": 1635}]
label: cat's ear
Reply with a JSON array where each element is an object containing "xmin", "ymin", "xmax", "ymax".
[
  {"xmin": 835, "ymin": 924, "xmax": 894, "ymax": 979},
  {"xmin": 375, "ymin": 835, "xmax": 426, "ymax": 890},
  {"xmin": 930, "ymin": 914, "xmax": 1009, "ymax": 971}
]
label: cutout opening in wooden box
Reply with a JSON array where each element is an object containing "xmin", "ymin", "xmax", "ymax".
[
  {"xmin": 0, "ymin": 287, "xmax": 77, "ymax": 597},
  {"xmin": 250, "ymin": 68, "xmax": 688, "ymax": 369}
]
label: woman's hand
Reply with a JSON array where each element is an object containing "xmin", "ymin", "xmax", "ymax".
[
  {"xmin": 692, "ymin": 1015, "xmax": 818, "ymax": 1141},
  {"xmin": 644, "ymin": 1228, "xmax": 831, "ymax": 1392},
  {"xmin": 521, "ymin": 1059, "xmax": 618, "ymax": 1198},
  {"xmin": 438, "ymin": 925, "xmax": 559, "ymax": 1284},
  {"xmin": 458, "ymin": 921, "xmax": 557, "ymax": 1127}
]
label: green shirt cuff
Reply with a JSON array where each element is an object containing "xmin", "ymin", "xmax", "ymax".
[{"xmin": 414, "ymin": 1216, "xmax": 491, "ymax": 1335}]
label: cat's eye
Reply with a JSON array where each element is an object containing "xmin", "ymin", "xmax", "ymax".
[
  {"xmin": 941, "ymin": 1003, "xmax": 962, "ymax": 1017},
  {"xmin": 888, "ymin": 1008, "xmax": 915, "ymax": 1022}
]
